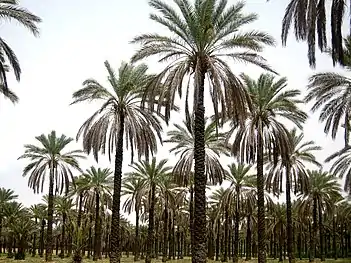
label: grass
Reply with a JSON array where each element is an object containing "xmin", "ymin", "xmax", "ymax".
[{"xmin": 0, "ymin": 255, "xmax": 350, "ymax": 263}]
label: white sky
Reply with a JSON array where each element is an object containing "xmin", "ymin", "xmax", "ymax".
[{"xmin": 0, "ymin": 0, "xmax": 348, "ymax": 211}]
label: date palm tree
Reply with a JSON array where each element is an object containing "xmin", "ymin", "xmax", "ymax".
[
  {"xmin": 131, "ymin": 1, "xmax": 276, "ymax": 261},
  {"xmin": 280, "ymin": 0, "xmax": 346, "ymax": 67},
  {"xmin": 0, "ymin": 188, "xmax": 17, "ymax": 253},
  {"xmin": 71, "ymin": 61, "xmax": 163, "ymax": 263},
  {"xmin": 297, "ymin": 170, "xmax": 342, "ymax": 262},
  {"xmin": 231, "ymin": 73, "xmax": 307, "ymax": 263},
  {"xmin": 126, "ymin": 157, "xmax": 172, "ymax": 263},
  {"xmin": 18, "ymin": 131, "xmax": 85, "ymax": 261},
  {"xmin": 79, "ymin": 166, "xmax": 113, "ymax": 261},
  {"xmin": 122, "ymin": 175, "xmax": 146, "ymax": 261},
  {"xmin": 306, "ymin": 72, "xmax": 351, "ymax": 147},
  {"xmin": 0, "ymin": 0, "xmax": 41, "ymax": 97},
  {"xmin": 266, "ymin": 128, "xmax": 321, "ymax": 263}
]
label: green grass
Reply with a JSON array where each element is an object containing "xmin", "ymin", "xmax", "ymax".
[{"xmin": 0, "ymin": 255, "xmax": 350, "ymax": 263}]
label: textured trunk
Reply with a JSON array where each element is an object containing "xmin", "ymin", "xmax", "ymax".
[
  {"xmin": 318, "ymin": 205, "xmax": 325, "ymax": 261},
  {"xmin": 145, "ymin": 183, "xmax": 156, "ymax": 263},
  {"xmin": 32, "ymin": 217, "xmax": 37, "ymax": 256},
  {"xmin": 216, "ymin": 219, "xmax": 220, "ymax": 261},
  {"xmin": 279, "ymin": 224, "xmax": 283, "ymax": 262},
  {"xmin": 46, "ymin": 163, "xmax": 55, "ymax": 261},
  {"xmin": 60, "ymin": 212, "xmax": 66, "ymax": 258},
  {"xmin": 233, "ymin": 186, "xmax": 240, "ymax": 263},
  {"xmin": 310, "ymin": 198, "xmax": 318, "ymax": 262},
  {"xmin": 168, "ymin": 212, "xmax": 172, "ymax": 260},
  {"xmin": 110, "ymin": 111, "xmax": 125, "ymax": 263},
  {"xmin": 309, "ymin": 222, "xmax": 313, "ymax": 262},
  {"xmin": 333, "ymin": 217, "xmax": 337, "ymax": 260},
  {"xmin": 285, "ymin": 165, "xmax": 295, "ymax": 263},
  {"xmin": 223, "ymin": 208, "xmax": 229, "ymax": 262},
  {"xmin": 189, "ymin": 185, "xmax": 194, "ymax": 257},
  {"xmin": 134, "ymin": 204, "xmax": 140, "ymax": 261},
  {"xmin": 77, "ymin": 194, "xmax": 83, "ymax": 228},
  {"xmin": 245, "ymin": 214, "xmax": 252, "ymax": 261},
  {"xmin": 39, "ymin": 219, "xmax": 45, "ymax": 257},
  {"xmin": 192, "ymin": 64, "xmax": 207, "ymax": 263},
  {"xmin": 93, "ymin": 192, "xmax": 101, "ymax": 261},
  {"xmin": 256, "ymin": 128, "xmax": 266, "ymax": 263},
  {"xmin": 162, "ymin": 197, "xmax": 168, "ymax": 262}
]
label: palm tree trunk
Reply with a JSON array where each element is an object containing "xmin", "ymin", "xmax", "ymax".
[
  {"xmin": 168, "ymin": 212, "xmax": 172, "ymax": 260},
  {"xmin": 189, "ymin": 185, "xmax": 194, "ymax": 257},
  {"xmin": 256, "ymin": 128, "xmax": 266, "ymax": 263},
  {"xmin": 77, "ymin": 193, "xmax": 83, "ymax": 228},
  {"xmin": 32, "ymin": 217, "xmax": 37, "ymax": 256},
  {"xmin": 110, "ymin": 112, "xmax": 125, "ymax": 263},
  {"xmin": 216, "ymin": 219, "xmax": 220, "ymax": 261},
  {"xmin": 223, "ymin": 208, "xmax": 229, "ymax": 262},
  {"xmin": 192, "ymin": 66, "xmax": 207, "ymax": 263},
  {"xmin": 134, "ymin": 205, "xmax": 140, "ymax": 261},
  {"xmin": 93, "ymin": 192, "xmax": 101, "ymax": 261},
  {"xmin": 233, "ymin": 186, "xmax": 240, "ymax": 263},
  {"xmin": 39, "ymin": 219, "xmax": 45, "ymax": 257},
  {"xmin": 285, "ymin": 165, "xmax": 295, "ymax": 263},
  {"xmin": 162, "ymin": 198, "xmax": 168, "ymax": 262},
  {"xmin": 333, "ymin": 217, "xmax": 337, "ymax": 260},
  {"xmin": 60, "ymin": 212, "xmax": 66, "ymax": 258},
  {"xmin": 245, "ymin": 214, "xmax": 252, "ymax": 261},
  {"xmin": 318, "ymin": 205, "xmax": 325, "ymax": 261},
  {"xmin": 145, "ymin": 183, "xmax": 156, "ymax": 263},
  {"xmin": 46, "ymin": 164, "xmax": 55, "ymax": 262}
]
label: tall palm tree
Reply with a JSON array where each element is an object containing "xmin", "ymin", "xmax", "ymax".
[
  {"xmin": 127, "ymin": 157, "xmax": 172, "ymax": 263},
  {"xmin": 280, "ymin": 0, "xmax": 346, "ymax": 67},
  {"xmin": 231, "ymin": 73, "xmax": 307, "ymax": 263},
  {"xmin": 297, "ymin": 170, "xmax": 342, "ymax": 262},
  {"xmin": 0, "ymin": 0, "xmax": 41, "ymax": 97},
  {"xmin": 266, "ymin": 128, "xmax": 321, "ymax": 263},
  {"xmin": 18, "ymin": 131, "xmax": 85, "ymax": 262},
  {"xmin": 79, "ymin": 167, "xmax": 113, "ymax": 261},
  {"xmin": 71, "ymin": 61, "xmax": 163, "ymax": 263},
  {"xmin": 131, "ymin": 1, "xmax": 276, "ymax": 261}
]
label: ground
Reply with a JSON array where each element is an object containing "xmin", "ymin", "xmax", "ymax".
[{"xmin": 0, "ymin": 255, "xmax": 350, "ymax": 263}]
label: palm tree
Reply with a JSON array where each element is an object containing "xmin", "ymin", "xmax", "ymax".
[
  {"xmin": 71, "ymin": 61, "xmax": 163, "ymax": 263},
  {"xmin": 18, "ymin": 131, "xmax": 85, "ymax": 262},
  {"xmin": 280, "ymin": 0, "xmax": 346, "ymax": 67},
  {"xmin": 297, "ymin": 170, "xmax": 342, "ymax": 262},
  {"xmin": 79, "ymin": 166, "xmax": 113, "ymax": 261},
  {"xmin": 127, "ymin": 157, "xmax": 172, "ymax": 263},
  {"xmin": 231, "ymin": 73, "xmax": 307, "ymax": 263},
  {"xmin": 223, "ymin": 163, "xmax": 256, "ymax": 263},
  {"xmin": 131, "ymin": 1, "xmax": 276, "ymax": 261},
  {"xmin": 29, "ymin": 204, "xmax": 45, "ymax": 257},
  {"xmin": 306, "ymin": 71, "xmax": 351, "ymax": 147},
  {"xmin": 0, "ymin": 0, "xmax": 41, "ymax": 97},
  {"xmin": 122, "ymin": 174, "xmax": 146, "ymax": 261},
  {"xmin": 0, "ymin": 188, "xmax": 17, "ymax": 253},
  {"xmin": 266, "ymin": 128, "xmax": 321, "ymax": 263}
]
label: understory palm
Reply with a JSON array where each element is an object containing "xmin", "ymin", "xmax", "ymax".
[
  {"xmin": 131, "ymin": 1, "xmax": 276, "ymax": 262},
  {"xmin": 71, "ymin": 61, "xmax": 162, "ymax": 263}
]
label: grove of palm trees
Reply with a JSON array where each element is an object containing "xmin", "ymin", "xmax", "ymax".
[{"xmin": 1, "ymin": 1, "xmax": 351, "ymax": 263}]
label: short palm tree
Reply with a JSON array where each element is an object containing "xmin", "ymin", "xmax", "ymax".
[
  {"xmin": 131, "ymin": 1, "xmax": 276, "ymax": 261},
  {"xmin": 122, "ymin": 174, "xmax": 146, "ymax": 261},
  {"xmin": 0, "ymin": 0, "xmax": 41, "ymax": 97},
  {"xmin": 0, "ymin": 187, "xmax": 17, "ymax": 252},
  {"xmin": 266, "ymin": 128, "xmax": 321, "ymax": 263},
  {"xmin": 280, "ymin": 0, "xmax": 346, "ymax": 67},
  {"xmin": 18, "ymin": 131, "xmax": 85, "ymax": 262},
  {"xmin": 71, "ymin": 61, "xmax": 163, "ymax": 263},
  {"xmin": 231, "ymin": 73, "xmax": 307, "ymax": 263},
  {"xmin": 78, "ymin": 166, "xmax": 113, "ymax": 261},
  {"xmin": 297, "ymin": 170, "xmax": 342, "ymax": 262},
  {"xmin": 126, "ymin": 157, "xmax": 172, "ymax": 263}
]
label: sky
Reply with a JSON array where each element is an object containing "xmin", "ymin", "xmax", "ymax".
[{"xmin": 0, "ymin": 0, "xmax": 348, "ymax": 209}]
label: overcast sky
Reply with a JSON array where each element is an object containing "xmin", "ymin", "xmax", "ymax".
[{"xmin": 0, "ymin": 0, "xmax": 348, "ymax": 208}]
